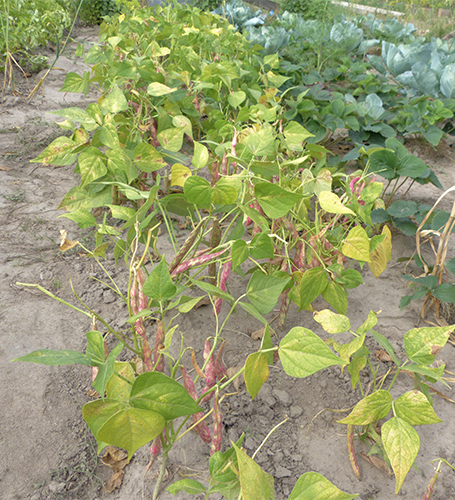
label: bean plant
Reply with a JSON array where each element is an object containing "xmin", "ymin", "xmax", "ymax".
[{"xmin": 11, "ymin": 2, "xmax": 455, "ymax": 498}]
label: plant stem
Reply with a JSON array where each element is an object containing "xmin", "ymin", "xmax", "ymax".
[
  {"xmin": 252, "ymin": 416, "xmax": 289, "ymax": 460},
  {"xmin": 152, "ymin": 450, "xmax": 168, "ymax": 500},
  {"xmin": 16, "ymin": 282, "xmax": 91, "ymax": 318}
]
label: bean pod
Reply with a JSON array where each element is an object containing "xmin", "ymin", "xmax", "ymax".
[
  {"xmin": 347, "ymin": 424, "xmax": 361, "ymax": 480},
  {"xmin": 210, "ymin": 391, "xmax": 222, "ymax": 456}
]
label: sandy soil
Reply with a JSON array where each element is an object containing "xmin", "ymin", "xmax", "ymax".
[{"xmin": 1, "ymin": 24, "xmax": 455, "ymax": 500}]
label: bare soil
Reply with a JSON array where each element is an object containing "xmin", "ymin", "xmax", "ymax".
[{"xmin": 1, "ymin": 25, "xmax": 455, "ymax": 500}]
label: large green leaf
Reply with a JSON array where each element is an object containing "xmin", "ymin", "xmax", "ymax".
[
  {"xmin": 30, "ymin": 137, "xmax": 79, "ymax": 166},
  {"xmin": 255, "ymin": 182, "xmax": 301, "ymax": 219},
  {"xmin": 143, "ymin": 257, "xmax": 176, "ymax": 301},
  {"xmin": 342, "ymin": 226, "xmax": 370, "ymax": 262},
  {"xmin": 147, "ymin": 82, "xmax": 178, "ymax": 96},
  {"xmin": 245, "ymin": 352, "xmax": 269, "ymax": 399},
  {"xmin": 51, "ymin": 107, "xmax": 97, "ymax": 127},
  {"xmin": 232, "ymin": 443, "xmax": 274, "ymax": 500},
  {"xmin": 130, "ymin": 372, "xmax": 202, "ymax": 420},
  {"xmin": 297, "ymin": 267, "xmax": 329, "ymax": 309},
  {"xmin": 432, "ymin": 283, "xmax": 455, "ymax": 305},
  {"xmin": 212, "ymin": 178, "xmax": 238, "ymax": 205},
  {"xmin": 321, "ymin": 281, "xmax": 348, "ymax": 314},
  {"xmin": 82, "ymin": 398, "xmax": 122, "ymax": 440},
  {"xmin": 228, "ymin": 91, "xmax": 246, "ymax": 108},
  {"xmin": 184, "ymin": 176, "xmax": 212, "ymax": 209},
  {"xmin": 106, "ymin": 362, "xmax": 135, "ymax": 401},
  {"xmin": 12, "ymin": 349, "xmax": 91, "ymax": 366},
  {"xmin": 250, "ymin": 232, "xmax": 274, "ymax": 260},
  {"xmin": 158, "ymin": 127, "xmax": 185, "ymax": 152},
  {"xmin": 382, "ymin": 417, "xmax": 420, "ymax": 494},
  {"xmin": 167, "ymin": 479, "xmax": 206, "ymax": 495},
  {"xmin": 283, "ymin": 121, "xmax": 314, "ymax": 151},
  {"xmin": 387, "ymin": 200, "xmax": 419, "ymax": 218},
  {"xmin": 397, "ymin": 155, "xmax": 428, "ymax": 179},
  {"xmin": 404, "ymin": 325, "xmax": 453, "ymax": 365},
  {"xmin": 338, "ymin": 390, "xmax": 392, "ymax": 425},
  {"xmin": 279, "ymin": 327, "xmax": 344, "ymax": 378},
  {"xmin": 133, "ymin": 143, "xmax": 166, "ymax": 172},
  {"xmin": 244, "ymin": 125, "xmax": 276, "ymax": 157},
  {"xmin": 192, "ymin": 141, "xmax": 209, "ymax": 169},
  {"xmin": 247, "ymin": 271, "xmax": 288, "ymax": 314},
  {"xmin": 100, "ymin": 84, "xmax": 128, "ymax": 114},
  {"xmin": 368, "ymin": 149, "xmax": 398, "ymax": 179},
  {"xmin": 59, "ymin": 209, "xmax": 97, "ymax": 229},
  {"xmin": 394, "ymin": 391, "xmax": 442, "ymax": 426},
  {"xmin": 232, "ymin": 239, "xmax": 249, "ymax": 269},
  {"xmin": 78, "ymin": 147, "xmax": 107, "ymax": 187},
  {"xmin": 288, "ymin": 472, "xmax": 358, "ymax": 500},
  {"xmin": 97, "ymin": 407, "xmax": 165, "ymax": 460}
]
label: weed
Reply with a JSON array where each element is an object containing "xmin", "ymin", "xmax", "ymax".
[{"xmin": 2, "ymin": 189, "xmax": 26, "ymax": 203}]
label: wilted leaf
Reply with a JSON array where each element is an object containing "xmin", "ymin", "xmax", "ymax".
[
  {"xmin": 104, "ymin": 470, "xmax": 124, "ymax": 493},
  {"xmin": 59, "ymin": 229, "xmax": 79, "ymax": 252},
  {"xmin": 101, "ymin": 445, "xmax": 130, "ymax": 472}
]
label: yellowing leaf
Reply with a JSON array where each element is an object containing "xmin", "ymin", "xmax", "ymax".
[
  {"xmin": 318, "ymin": 191, "xmax": 355, "ymax": 215},
  {"xmin": 244, "ymin": 352, "xmax": 269, "ymax": 399},
  {"xmin": 171, "ymin": 163, "xmax": 191, "ymax": 187},
  {"xmin": 342, "ymin": 226, "xmax": 370, "ymax": 262},
  {"xmin": 382, "ymin": 417, "xmax": 420, "ymax": 494},
  {"xmin": 369, "ymin": 225, "xmax": 392, "ymax": 278},
  {"xmin": 313, "ymin": 309, "xmax": 350, "ymax": 334}
]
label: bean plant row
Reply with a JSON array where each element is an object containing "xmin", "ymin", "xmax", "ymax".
[{"xmin": 14, "ymin": 2, "xmax": 455, "ymax": 499}]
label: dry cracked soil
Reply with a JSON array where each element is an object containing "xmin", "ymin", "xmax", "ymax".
[{"xmin": 1, "ymin": 23, "xmax": 455, "ymax": 500}]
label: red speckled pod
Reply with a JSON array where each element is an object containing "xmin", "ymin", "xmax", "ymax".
[
  {"xmin": 201, "ymin": 339, "xmax": 216, "ymax": 403},
  {"xmin": 347, "ymin": 425, "xmax": 361, "ymax": 480},
  {"xmin": 213, "ymin": 260, "xmax": 232, "ymax": 315},
  {"xmin": 171, "ymin": 249, "xmax": 227, "ymax": 278},
  {"xmin": 214, "ymin": 341, "xmax": 228, "ymax": 382},
  {"xmin": 168, "ymin": 219, "xmax": 206, "ymax": 275},
  {"xmin": 420, "ymin": 469, "xmax": 439, "ymax": 500},
  {"xmin": 210, "ymin": 391, "xmax": 222, "ymax": 456},
  {"xmin": 181, "ymin": 366, "xmax": 211, "ymax": 444},
  {"xmin": 153, "ymin": 319, "xmax": 165, "ymax": 372}
]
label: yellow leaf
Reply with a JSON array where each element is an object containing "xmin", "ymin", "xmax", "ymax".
[
  {"xmin": 369, "ymin": 225, "xmax": 392, "ymax": 278},
  {"xmin": 171, "ymin": 163, "xmax": 191, "ymax": 187}
]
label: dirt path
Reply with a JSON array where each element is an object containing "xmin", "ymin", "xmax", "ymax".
[{"xmin": 1, "ymin": 23, "xmax": 455, "ymax": 500}]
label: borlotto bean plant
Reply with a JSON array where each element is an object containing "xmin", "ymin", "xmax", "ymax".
[{"xmin": 12, "ymin": 1, "xmax": 455, "ymax": 498}]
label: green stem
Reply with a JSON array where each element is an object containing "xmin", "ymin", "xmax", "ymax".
[
  {"xmin": 152, "ymin": 449, "xmax": 169, "ymax": 500},
  {"xmin": 16, "ymin": 282, "xmax": 91, "ymax": 318}
]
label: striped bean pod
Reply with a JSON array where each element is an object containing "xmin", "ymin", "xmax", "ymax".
[
  {"xmin": 181, "ymin": 366, "xmax": 211, "ymax": 444},
  {"xmin": 214, "ymin": 341, "xmax": 228, "ymax": 382},
  {"xmin": 420, "ymin": 469, "xmax": 439, "ymax": 500},
  {"xmin": 168, "ymin": 219, "xmax": 206, "ymax": 275},
  {"xmin": 347, "ymin": 424, "xmax": 361, "ymax": 480},
  {"xmin": 171, "ymin": 249, "xmax": 227, "ymax": 278},
  {"xmin": 153, "ymin": 319, "xmax": 165, "ymax": 372},
  {"xmin": 213, "ymin": 260, "xmax": 232, "ymax": 316},
  {"xmin": 210, "ymin": 391, "xmax": 222, "ymax": 456},
  {"xmin": 208, "ymin": 219, "xmax": 221, "ymax": 286},
  {"xmin": 201, "ymin": 339, "xmax": 216, "ymax": 404}
]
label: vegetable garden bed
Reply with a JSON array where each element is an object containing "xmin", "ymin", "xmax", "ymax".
[{"xmin": 1, "ymin": 2, "xmax": 455, "ymax": 499}]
